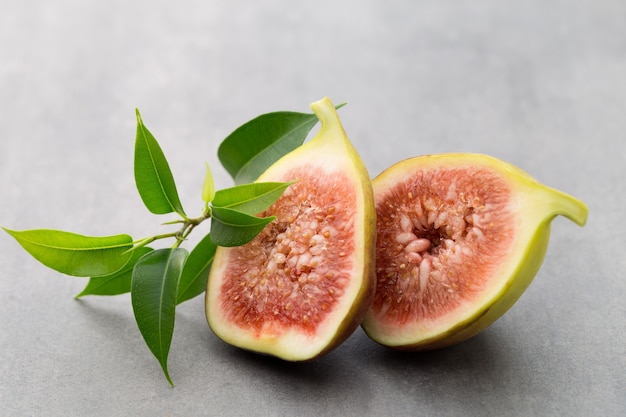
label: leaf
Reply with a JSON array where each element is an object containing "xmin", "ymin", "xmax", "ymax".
[
  {"xmin": 134, "ymin": 109, "xmax": 186, "ymax": 217},
  {"xmin": 75, "ymin": 247, "xmax": 154, "ymax": 298},
  {"xmin": 218, "ymin": 111, "xmax": 316, "ymax": 185},
  {"xmin": 131, "ymin": 248, "xmax": 188, "ymax": 386},
  {"xmin": 210, "ymin": 206, "xmax": 275, "ymax": 247},
  {"xmin": 218, "ymin": 103, "xmax": 346, "ymax": 184},
  {"xmin": 211, "ymin": 181, "xmax": 294, "ymax": 216},
  {"xmin": 217, "ymin": 112, "xmax": 314, "ymax": 185},
  {"xmin": 2, "ymin": 228, "xmax": 133, "ymax": 277},
  {"xmin": 201, "ymin": 162, "xmax": 216, "ymax": 204},
  {"xmin": 177, "ymin": 233, "xmax": 217, "ymax": 304}
]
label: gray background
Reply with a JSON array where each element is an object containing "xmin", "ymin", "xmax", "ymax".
[{"xmin": 1, "ymin": 0, "xmax": 624, "ymax": 416}]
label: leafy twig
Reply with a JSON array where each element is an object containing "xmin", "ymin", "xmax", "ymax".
[{"xmin": 2, "ymin": 102, "xmax": 332, "ymax": 385}]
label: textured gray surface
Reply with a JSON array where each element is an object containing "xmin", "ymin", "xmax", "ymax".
[{"xmin": 1, "ymin": 0, "xmax": 624, "ymax": 416}]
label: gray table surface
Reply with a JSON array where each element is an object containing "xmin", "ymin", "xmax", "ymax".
[{"xmin": 1, "ymin": 0, "xmax": 624, "ymax": 416}]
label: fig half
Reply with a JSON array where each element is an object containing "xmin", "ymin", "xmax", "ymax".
[
  {"xmin": 361, "ymin": 153, "xmax": 588, "ymax": 350},
  {"xmin": 206, "ymin": 97, "xmax": 376, "ymax": 360}
]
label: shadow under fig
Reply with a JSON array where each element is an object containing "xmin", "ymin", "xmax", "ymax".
[
  {"xmin": 219, "ymin": 338, "xmax": 348, "ymax": 383},
  {"xmin": 367, "ymin": 326, "xmax": 516, "ymax": 372},
  {"xmin": 213, "ymin": 333, "xmax": 376, "ymax": 411},
  {"xmin": 74, "ymin": 294, "xmax": 519, "ymax": 407}
]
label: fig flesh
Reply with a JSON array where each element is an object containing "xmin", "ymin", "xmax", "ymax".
[
  {"xmin": 206, "ymin": 98, "xmax": 376, "ymax": 360},
  {"xmin": 361, "ymin": 153, "xmax": 588, "ymax": 350}
]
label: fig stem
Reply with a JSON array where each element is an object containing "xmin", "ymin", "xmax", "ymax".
[
  {"xmin": 310, "ymin": 97, "xmax": 347, "ymax": 146},
  {"xmin": 537, "ymin": 184, "xmax": 589, "ymax": 226}
]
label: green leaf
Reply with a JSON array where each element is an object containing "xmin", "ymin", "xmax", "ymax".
[
  {"xmin": 131, "ymin": 248, "xmax": 188, "ymax": 387},
  {"xmin": 177, "ymin": 233, "xmax": 217, "ymax": 304},
  {"xmin": 217, "ymin": 111, "xmax": 316, "ymax": 185},
  {"xmin": 218, "ymin": 103, "xmax": 346, "ymax": 185},
  {"xmin": 212, "ymin": 181, "xmax": 294, "ymax": 216},
  {"xmin": 75, "ymin": 247, "xmax": 154, "ymax": 298},
  {"xmin": 201, "ymin": 162, "xmax": 216, "ymax": 204},
  {"xmin": 134, "ymin": 109, "xmax": 186, "ymax": 217},
  {"xmin": 2, "ymin": 228, "xmax": 133, "ymax": 277},
  {"xmin": 210, "ymin": 206, "xmax": 275, "ymax": 247}
]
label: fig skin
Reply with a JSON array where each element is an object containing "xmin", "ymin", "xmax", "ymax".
[
  {"xmin": 206, "ymin": 97, "xmax": 376, "ymax": 361},
  {"xmin": 361, "ymin": 153, "xmax": 588, "ymax": 351}
]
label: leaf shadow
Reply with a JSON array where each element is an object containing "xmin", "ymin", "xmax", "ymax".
[{"xmin": 72, "ymin": 297, "xmax": 140, "ymax": 347}]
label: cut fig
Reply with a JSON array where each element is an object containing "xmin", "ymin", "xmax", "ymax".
[
  {"xmin": 206, "ymin": 97, "xmax": 376, "ymax": 360},
  {"xmin": 361, "ymin": 153, "xmax": 588, "ymax": 350}
]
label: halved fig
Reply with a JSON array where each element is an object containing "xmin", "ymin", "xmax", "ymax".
[
  {"xmin": 206, "ymin": 97, "xmax": 376, "ymax": 360},
  {"xmin": 361, "ymin": 153, "xmax": 588, "ymax": 350}
]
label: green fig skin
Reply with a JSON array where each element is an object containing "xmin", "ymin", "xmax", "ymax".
[
  {"xmin": 361, "ymin": 153, "xmax": 588, "ymax": 351},
  {"xmin": 206, "ymin": 97, "xmax": 376, "ymax": 361}
]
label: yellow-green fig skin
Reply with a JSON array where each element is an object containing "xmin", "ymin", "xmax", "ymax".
[
  {"xmin": 361, "ymin": 153, "xmax": 588, "ymax": 351},
  {"xmin": 206, "ymin": 97, "xmax": 376, "ymax": 361}
]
